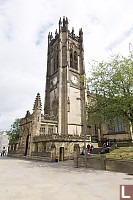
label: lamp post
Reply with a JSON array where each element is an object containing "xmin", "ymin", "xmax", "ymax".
[{"xmin": 76, "ymin": 97, "xmax": 87, "ymax": 168}]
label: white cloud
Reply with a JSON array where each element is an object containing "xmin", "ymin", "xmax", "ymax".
[{"xmin": 0, "ymin": 0, "xmax": 133, "ymax": 130}]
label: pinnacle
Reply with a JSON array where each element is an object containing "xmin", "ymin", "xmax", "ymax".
[{"xmin": 33, "ymin": 93, "xmax": 42, "ymax": 110}]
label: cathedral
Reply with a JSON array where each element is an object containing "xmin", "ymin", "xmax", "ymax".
[
  {"xmin": 8, "ymin": 17, "xmax": 132, "ymax": 160},
  {"xmin": 8, "ymin": 17, "xmax": 91, "ymax": 161}
]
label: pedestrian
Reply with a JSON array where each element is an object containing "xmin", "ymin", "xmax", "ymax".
[
  {"xmin": 81, "ymin": 146, "xmax": 85, "ymax": 155},
  {"xmin": 103, "ymin": 142, "xmax": 106, "ymax": 148},
  {"xmin": 87, "ymin": 143, "xmax": 90, "ymax": 153},
  {"xmin": 106, "ymin": 138, "xmax": 110, "ymax": 147},
  {"xmin": 90, "ymin": 144, "xmax": 94, "ymax": 152},
  {"xmin": 2, "ymin": 147, "xmax": 6, "ymax": 156},
  {"xmin": 113, "ymin": 138, "xmax": 117, "ymax": 147}
]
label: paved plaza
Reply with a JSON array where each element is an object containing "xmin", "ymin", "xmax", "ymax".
[{"xmin": 0, "ymin": 157, "xmax": 133, "ymax": 200}]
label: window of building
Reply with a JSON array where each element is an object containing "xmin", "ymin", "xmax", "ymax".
[
  {"xmin": 52, "ymin": 99, "xmax": 58, "ymax": 116},
  {"xmin": 54, "ymin": 57, "xmax": 56, "ymax": 72},
  {"xmin": 108, "ymin": 117, "xmax": 125, "ymax": 133},
  {"xmin": 52, "ymin": 46, "xmax": 59, "ymax": 73},
  {"xmin": 69, "ymin": 49, "xmax": 78, "ymax": 70},
  {"xmin": 74, "ymin": 51, "xmax": 78, "ymax": 70},
  {"xmin": 70, "ymin": 49, "xmax": 73, "ymax": 68},
  {"xmin": 42, "ymin": 142, "xmax": 46, "ymax": 151},
  {"xmin": 48, "ymin": 126, "xmax": 53, "ymax": 134},
  {"xmin": 40, "ymin": 127, "xmax": 45, "ymax": 134},
  {"xmin": 57, "ymin": 55, "xmax": 59, "ymax": 69}
]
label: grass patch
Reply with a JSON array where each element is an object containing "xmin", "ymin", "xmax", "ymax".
[{"xmin": 106, "ymin": 146, "xmax": 133, "ymax": 160}]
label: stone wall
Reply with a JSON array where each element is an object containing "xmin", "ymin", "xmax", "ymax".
[
  {"xmin": 8, "ymin": 134, "xmax": 91, "ymax": 162},
  {"xmin": 106, "ymin": 158, "xmax": 133, "ymax": 174},
  {"xmin": 75, "ymin": 155, "xmax": 133, "ymax": 174},
  {"xmin": 31, "ymin": 140, "xmax": 85, "ymax": 161},
  {"xmin": 103, "ymin": 132, "xmax": 131, "ymax": 141}
]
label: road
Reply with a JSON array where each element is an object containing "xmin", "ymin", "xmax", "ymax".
[{"xmin": 0, "ymin": 157, "xmax": 132, "ymax": 200}]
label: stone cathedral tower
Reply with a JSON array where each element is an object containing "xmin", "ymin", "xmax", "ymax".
[
  {"xmin": 8, "ymin": 17, "xmax": 91, "ymax": 161},
  {"xmin": 44, "ymin": 16, "xmax": 86, "ymax": 135}
]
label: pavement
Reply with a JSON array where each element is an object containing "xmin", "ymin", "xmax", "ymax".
[{"xmin": 0, "ymin": 157, "xmax": 133, "ymax": 200}]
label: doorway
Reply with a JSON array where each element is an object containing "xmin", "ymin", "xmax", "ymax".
[
  {"xmin": 24, "ymin": 135, "xmax": 29, "ymax": 156},
  {"xmin": 59, "ymin": 147, "xmax": 64, "ymax": 161}
]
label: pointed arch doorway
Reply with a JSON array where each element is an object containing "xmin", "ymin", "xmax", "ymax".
[
  {"xmin": 59, "ymin": 147, "xmax": 64, "ymax": 161},
  {"xmin": 24, "ymin": 134, "xmax": 29, "ymax": 156}
]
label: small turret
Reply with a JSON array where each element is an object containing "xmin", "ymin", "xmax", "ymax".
[
  {"xmin": 66, "ymin": 17, "xmax": 68, "ymax": 24},
  {"xmin": 25, "ymin": 110, "xmax": 31, "ymax": 117},
  {"xmin": 48, "ymin": 32, "xmax": 53, "ymax": 44},
  {"xmin": 32, "ymin": 93, "xmax": 42, "ymax": 136},
  {"xmin": 59, "ymin": 17, "xmax": 62, "ymax": 33},
  {"xmin": 55, "ymin": 29, "xmax": 58, "ymax": 36},
  {"xmin": 79, "ymin": 28, "xmax": 83, "ymax": 41},
  {"xmin": 72, "ymin": 27, "xmax": 74, "ymax": 37},
  {"xmin": 33, "ymin": 93, "xmax": 42, "ymax": 111},
  {"xmin": 48, "ymin": 32, "xmax": 51, "ymax": 44},
  {"xmin": 63, "ymin": 16, "xmax": 65, "ymax": 27},
  {"xmin": 58, "ymin": 16, "xmax": 69, "ymax": 32},
  {"xmin": 50, "ymin": 32, "xmax": 53, "ymax": 38},
  {"xmin": 63, "ymin": 16, "xmax": 68, "ymax": 30}
]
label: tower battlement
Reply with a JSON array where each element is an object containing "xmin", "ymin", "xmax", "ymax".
[{"xmin": 48, "ymin": 17, "xmax": 83, "ymax": 45}]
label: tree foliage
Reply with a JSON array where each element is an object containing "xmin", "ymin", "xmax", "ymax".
[
  {"xmin": 87, "ymin": 47, "xmax": 133, "ymax": 126},
  {"xmin": 8, "ymin": 118, "xmax": 20, "ymax": 141}
]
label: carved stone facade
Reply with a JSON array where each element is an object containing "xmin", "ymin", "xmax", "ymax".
[{"xmin": 8, "ymin": 17, "xmax": 91, "ymax": 161}]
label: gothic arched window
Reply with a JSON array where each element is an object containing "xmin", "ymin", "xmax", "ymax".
[
  {"xmin": 52, "ymin": 99, "xmax": 58, "ymax": 117},
  {"xmin": 74, "ymin": 51, "xmax": 78, "ymax": 70},
  {"xmin": 108, "ymin": 117, "xmax": 125, "ymax": 133},
  {"xmin": 70, "ymin": 49, "xmax": 73, "ymax": 68},
  {"xmin": 57, "ymin": 54, "xmax": 59, "ymax": 69},
  {"xmin": 54, "ymin": 57, "xmax": 56, "ymax": 71}
]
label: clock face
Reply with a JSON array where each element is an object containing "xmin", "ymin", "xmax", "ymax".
[
  {"xmin": 53, "ymin": 76, "xmax": 57, "ymax": 85},
  {"xmin": 71, "ymin": 75, "xmax": 78, "ymax": 85}
]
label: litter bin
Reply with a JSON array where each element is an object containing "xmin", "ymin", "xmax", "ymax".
[{"xmin": 55, "ymin": 158, "xmax": 58, "ymax": 162}]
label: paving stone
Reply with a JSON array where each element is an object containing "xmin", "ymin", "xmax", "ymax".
[{"xmin": 0, "ymin": 157, "xmax": 132, "ymax": 200}]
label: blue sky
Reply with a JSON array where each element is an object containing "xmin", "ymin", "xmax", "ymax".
[{"xmin": 0, "ymin": 0, "xmax": 133, "ymax": 130}]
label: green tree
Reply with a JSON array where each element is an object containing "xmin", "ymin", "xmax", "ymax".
[
  {"xmin": 8, "ymin": 118, "xmax": 20, "ymax": 141},
  {"xmin": 87, "ymin": 47, "xmax": 133, "ymax": 140}
]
